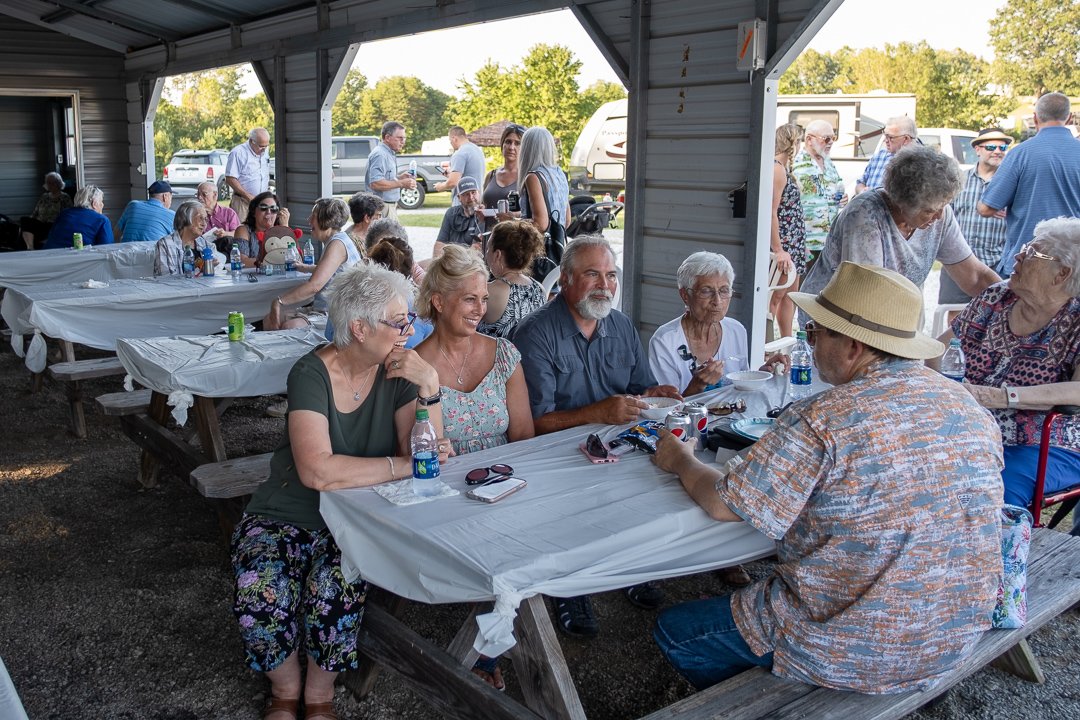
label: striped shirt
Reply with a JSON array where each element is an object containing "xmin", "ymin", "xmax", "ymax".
[
  {"xmin": 856, "ymin": 147, "xmax": 892, "ymax": 190},
  {"xmin": 117, "ymin": 199, "xmax": 175, "ymax": 243},
  {"xmin": 720, "ymin": 359, "xmax": 1003, "ymax": 693},
  {"xmin": 952, "ymin": 167, "xmax": 1007, "ymax": 270}
]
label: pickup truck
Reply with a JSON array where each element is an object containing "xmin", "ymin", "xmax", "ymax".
[{"xmin": 330, "ymin": 136, "xmax": 451, "ymax": 209}]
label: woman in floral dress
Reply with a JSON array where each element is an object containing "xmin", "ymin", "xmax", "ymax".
[
  {"xmin": 770, "ymin": 123, "xmax": 807, "ymax": 337},
  {"xmin": 414, "ymin": 245, "xmax": 535, "ymax": 688}
]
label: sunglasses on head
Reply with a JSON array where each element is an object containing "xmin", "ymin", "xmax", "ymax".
[
  {"xmin": 465, "ymin": 464, "xmax": 514, "ymax": 485},
  {"xmin": 257, "ymin": 204, "xmax": 279, "ymax": 212}
]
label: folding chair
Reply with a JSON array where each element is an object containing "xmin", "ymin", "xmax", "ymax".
[
  {"xmin": 1030, "ymin": 405, "xmax": 1080, "ymax": 529},
  {"xmin": 766, "ymin": 252, "xmax": 797, "ymax": 342}
]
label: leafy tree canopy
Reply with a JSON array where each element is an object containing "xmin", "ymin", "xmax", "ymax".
[{"xmin": 990, "ymin": 0, "xmax": 1080, "ymax": 96}]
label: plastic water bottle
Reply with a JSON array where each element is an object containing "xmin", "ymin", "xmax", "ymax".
[
  {"xmin": 408, "ymin": 160, "xmax": 417, "ymax": 178},
  {"xmin": 202, "ymin": 245, "xmax": 215, "ymax": 276},
  {"xmin": 230, "ymin": 243, "xmax": 242, "ymax": 281},
  {"xmin": 941, "ymin": 338, "xmax": 966, "ymax": 382},
  {"xmin": 410, "ymin": 408, "xmax": 440, "ymax": 497},
  {"xmin": 789, "ymin": 330, "xmax": 814, "ymax": 401},
  {"xmin": 182, "ymin": 246, "xmax": 195, "ymax": 278},
  {"xmin": 284, "ymin": 241, "xmax": 297, "ymax": 278},
  {"xmin": 302, "ymin": 238, "xmax": 315, "ymax": 265}
]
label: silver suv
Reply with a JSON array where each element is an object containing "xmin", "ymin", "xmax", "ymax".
[{"xmin": 163, "ymin": 149, "xmax": 231, "ymax": 199}]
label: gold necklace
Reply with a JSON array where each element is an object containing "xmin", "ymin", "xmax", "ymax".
[{"xmin": 438, "ymin": 338, "xmax": 473, "ymax": 386}]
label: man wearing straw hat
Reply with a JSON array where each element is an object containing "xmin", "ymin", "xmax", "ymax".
[{"xmin": 651, "ymin": 262, "xmax": 1004, "ymax": 693}]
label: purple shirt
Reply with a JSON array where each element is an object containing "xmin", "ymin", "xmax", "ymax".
[{"xmin": 207, "ymin": 204, "xmax": 240, "ymax": 233}]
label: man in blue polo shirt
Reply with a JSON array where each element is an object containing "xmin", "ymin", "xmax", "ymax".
[
  {"xmin": 365, "ymin": 121, "xmax": 416, "ymax": 220},
  {"xmin": 117, "ymin": 180, "xmax": 175, "ymax": 242},
  {"xmin": 511, "ymin": 234, "xmax": 682, "ymax": 638},
  {"xmin": 979, "ymin": 92, "xmax": 1080, "ymax": 276}
]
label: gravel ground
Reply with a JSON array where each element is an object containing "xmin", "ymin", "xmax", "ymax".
[{"xmin": 1, "ymin": 271, "xmax": 1078, "ymax": 719}]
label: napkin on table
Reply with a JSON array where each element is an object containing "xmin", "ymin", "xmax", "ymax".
[{"xmin": 372, "ymin": 478, "xmax": 459, "ymax": 505}]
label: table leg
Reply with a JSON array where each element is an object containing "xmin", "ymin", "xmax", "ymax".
[
  {"xmin": 446, "ymin": 604, "xmax": 484, "ymax": 670},
  {"xmin": 508, "ymin": 595, "xmax": 586, "ymax": 720},
  {"xmin": 342, "ymin": 587, "xmax": 409, "ymax": 700},
  {"xmin": 193, "ymin": 395, "xmax": 227, "ymax": 462},
  {"xmin": 137, "ymin": 391, "xmax": 170, "ymax": 487}
]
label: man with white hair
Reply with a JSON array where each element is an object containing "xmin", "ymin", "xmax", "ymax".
[
  {"xmin": 196, "ymin": 181, "xmax": 240, "ymax": 234},
  {"xmin": 224, "ymin": 127, "xmax": 272, "ymax": 220},
  {"xmin": 510, "ymin": 234, "xmax": 682, "ymax": 636},
  {"xmin": 854, "ymin": 116, "xmax": 917, "ymax": 195},
  {"xmin": 791, "ymin": 119, "xmax": 847, "ymax": 260},
  {"xmin": 979, "ymin": 92, "xmax": 1080, "ymax": 276}
]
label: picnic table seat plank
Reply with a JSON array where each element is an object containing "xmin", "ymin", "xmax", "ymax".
[
  {"xmin": 96, "ymin": 389, "xmax": 152, "ymax": 416},
  {"xmin": 49, "ymin": 353, "xmax": 128, "ymax": 438},
  {"xmin": 189, "ymin": 452, "xmax": 272, "ymax": 499},
  {"xmin": 641, "ymin": 528, "xmax": 1080, "ymax": 720}
]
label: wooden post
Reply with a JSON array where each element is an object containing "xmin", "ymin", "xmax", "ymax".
[{"xmin": 507, "ymin": 595, "xmax": 586, "ymax": 720}]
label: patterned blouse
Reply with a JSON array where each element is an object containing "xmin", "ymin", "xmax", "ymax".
[
  {"xmin": 32, "ymin": 191, "xmax": 73, "ymax": 223},
  {"xmin": 477, "ymin": 277, "xmax": 545, "ymax": 339},
  {"xmin": 791, "ymin": 150, "xmax": 843, "ymax": 253},
  {"xmin": 775, "ymin": 161, "xmax": 807, "ymax": 276},
  {"xmin": 952, "ymin": 282, "xmax": 1080, "ymax": 451},
  {"xmin": 441, "ymin": 337, "xmax": 522, "ymax": 455},
  {"xmin": 720, "ymin": 359, "xmax": 1003, "ymax": 693}
]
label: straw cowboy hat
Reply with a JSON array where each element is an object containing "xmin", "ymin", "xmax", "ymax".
[
  {"xmin": 970, "ymin": 128, "xmax": 1013, "ymax": 147},
  {"xmin": 790, "ymin": 262, "xmax": 944, "ymax": 360}
]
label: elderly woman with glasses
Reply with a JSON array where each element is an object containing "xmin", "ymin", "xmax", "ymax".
[
  {"xmin": 232, "ymin": 263, "xmax": 448, "ymax": 720},
  {"xmin": 649, "ymin": 252, "xmax": 748, "ymax": 396},
  {"xmin": 940, "ymin": 217, "xmax": 1080, "ymax": 532},
  {"xmin": 152, "ymin": 200, "xmax": 223, "ymax": 276},
  {"xmin": 234, "ymin": 190, "xmax": 291, "ymax": 267},
  {"xmin": 801, "ymin": 145, "xmax": 1000, "ymax": 303},
  {"xmin": 266, "ymin": 197, "xmax": 364, "ymax": 334}
]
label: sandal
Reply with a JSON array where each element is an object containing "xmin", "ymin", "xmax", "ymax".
[
  {"xmin": 471, "ymin": 655, "xmax": 506, "ymax": 692},
  {"xmin": 303, "ymin": 701, "xmax": 338, "ymax": 720},
  {"xmin": 263, "ymin": 696, "xmax": 299, "ymax": 720}
]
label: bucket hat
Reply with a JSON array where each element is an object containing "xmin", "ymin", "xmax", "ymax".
[{"xmin": 789, "ymin": 262, "xmax": 944, "ymax": 360}]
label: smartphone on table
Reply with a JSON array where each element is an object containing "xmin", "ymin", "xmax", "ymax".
[{"xmin": 466, "ymin": 476, "xmax": 527, "ymax": 503}]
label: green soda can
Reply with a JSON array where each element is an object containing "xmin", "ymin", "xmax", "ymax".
[
  {"xmin": 72, "ymin": 232, "xmax": 83, "ymax": 250},
  {"xmin": 227, "ymin": 311, "xmax": 244, "ymax": 341}
]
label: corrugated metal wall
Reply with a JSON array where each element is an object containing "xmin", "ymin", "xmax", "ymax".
[{"xmin": 0, "ymin": 15, "xmax": 126, "ymax": 225}]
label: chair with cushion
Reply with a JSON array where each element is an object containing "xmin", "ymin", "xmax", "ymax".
[{"xmin": 1030, "ymin": 405, "xmax": 1080, "ymax": 529}]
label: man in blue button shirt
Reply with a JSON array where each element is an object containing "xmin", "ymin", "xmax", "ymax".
[
  {"xmin": 978, "ymin": 92, "xmax": 1080, "ymax": 277},
  {"xmin": 511, "ymin": 235, "xmax": 681, "ymax": 637},
  {"xmin": 365, "ymin": 121, "xmax": 417, "ymax": 220},
  {"xmin": 117, "ymin": 180, "xmax": 175, "ymax": 242}
]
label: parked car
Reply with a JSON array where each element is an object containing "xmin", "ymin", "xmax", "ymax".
[
  {"xmin": 330, "ymin": 136, "xmax": 450, "ymax": 209},
  {"xmin": 163, "ymin": 149, "xmax": 231, "ymax": 199}
]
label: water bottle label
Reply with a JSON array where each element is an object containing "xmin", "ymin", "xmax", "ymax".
[
  {"xmin": 790, "ymin": 366, "xmax": 812, "ymax": 386},
  {"xmin": 231, "ymin": 261, "xmax": 242, "ymax": 273},
  {"xmin": 943, "ymin": 372, "xmax": 965, "ymax": 382},
  {"xmin": 412, "ymin": 451, "xmax": 440, "ymax": 479}
]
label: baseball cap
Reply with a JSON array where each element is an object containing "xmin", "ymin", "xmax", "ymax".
[
  {"xmin": 457, "ymin": 176, "xmax": 480, "ymax": 195},
  {"xmin": 148, "ymin": 180, "xmax": 173, "ymax": 195}
]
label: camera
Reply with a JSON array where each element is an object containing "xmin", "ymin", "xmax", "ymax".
[{"xmin": 506, "ymin": 191, "xmax": 520, "ymax": 213}]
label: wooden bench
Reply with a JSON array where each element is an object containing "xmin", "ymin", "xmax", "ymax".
[
  {"xmin": 96, "ymin": 389, "xmax": 152, "ymax": 416},
  {"xmin": 642, "ymin": 528, "xmax": 1080, "ymax": 720},
  {"xmin": 189, "ymin": 452, "xmax": 272, "ymax": 539},
  {"xmin": 48, "ymin": 356, "xmax": 127, "ymax": 438}
]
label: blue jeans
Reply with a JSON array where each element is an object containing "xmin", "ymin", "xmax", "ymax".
[
  {"xmin": 653, "ymin": 594, "xmax": 773, "ymax": 690},
  {"xmin": 1001, "ymin": 445, "xmax": 1080, "ymax": 535}
]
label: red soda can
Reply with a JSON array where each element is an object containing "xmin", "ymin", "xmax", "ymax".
[
  {"xmin": 665, "ymin": 411, "xmax": 693, "ymax": 441},
  {"xmin": 683, "ymin": 401, "xmax": 709, "ymax": 450}
]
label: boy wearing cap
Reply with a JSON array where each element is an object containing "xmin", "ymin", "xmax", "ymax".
[
  {"xmin": 117, "ymin": 180, "xmax": 175, "ymax": 242},
  {"xmin": 938, "ymin": 128, "xmax": 1012, "ymax": 308},
  {"xmin": 432, "ymin": 176, "xmax": 484, "ymax": 258},
  {"xmin": 651, "ymin": 262, "xmax": 1003, "ymax": 694}
]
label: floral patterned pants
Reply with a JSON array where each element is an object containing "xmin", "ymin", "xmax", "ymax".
[{"xmin": 231, "ymin": 513, "xmax": 368, "ymax": 672}]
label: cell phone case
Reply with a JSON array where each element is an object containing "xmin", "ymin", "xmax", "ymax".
[
  {"xmin": 466, "ymin": 477, "xmax": 526, "ymax": 503},
  {"xmin": 579, "ymin": 442, "xmax": 619, "ymax": 464}
]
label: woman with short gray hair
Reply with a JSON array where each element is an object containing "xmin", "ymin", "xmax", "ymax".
[
  {"xmin": 801, "ymin": 144, "xmax": 1000, "ymax": 301},
  {"xmin": 152, "ymin": 200, "xmax": 220, "ymax": 275},
  {"xmin": 43, "ymin": 184, "xmax": 113, "ymax": 249},
  {"xmin": 650, "ymin": 251, "xmax": 748, "ymax": 396},
  {"xmin": 944, "ymin": 217, "xmax": 1080, "ymax": 532},
  {"xmin": 232, "ymin": 262, "xmax": 448, "ymax": 719}
]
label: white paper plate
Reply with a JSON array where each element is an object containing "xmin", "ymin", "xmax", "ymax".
[{"xmin": 730, "ymin": 417, "xmax": 774, "ymax": 441}]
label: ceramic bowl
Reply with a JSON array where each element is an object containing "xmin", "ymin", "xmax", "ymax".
[
  {"xmin": 639, "ymin": 396, "xmax": 683, "ymax": 421},
  {"xmin": 726, "ymin": 370, "xmax": 772, "ymax": 391}
]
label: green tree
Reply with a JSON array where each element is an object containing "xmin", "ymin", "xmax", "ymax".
[
  {"xmin": 354, "ymin": 76, "xmax": 451, "ymax": 152},
  {"xmin": 579, "ymin": 80, "xmax": 628, "ymax": 115},
  {"xmin": 778, "ymin": 49, "xmax": 852, "ymax": 94},
  {"xmin": 990, "ymin": 0, "xmax": 1080, "ymax": 96},
  {"xmin": 331, "ymin": 69, "xmax": 369, "ymax": 135}
]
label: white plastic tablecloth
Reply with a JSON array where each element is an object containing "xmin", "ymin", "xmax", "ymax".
[
  {"xmin": 0, "ymin": 241, "xmax": 156, "ymax": 290},
  {"xmin": 319, "ymin": 380, "xmax": 821, "ymax": 657},
  {"xmin": 0, "ymin": 656, "xmax": 29, "ymax": 720},
  {"xmin": 116, "ymin": 328, "xmax": 325, "ymax": 424},
  {"xmin": 1, "ymin": 271, "xmax": 306, "ymax": 370}
]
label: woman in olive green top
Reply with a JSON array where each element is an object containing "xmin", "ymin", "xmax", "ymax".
[{"xmin": 231, "ymin": 263, "xmax": 450, "ymax": 720}]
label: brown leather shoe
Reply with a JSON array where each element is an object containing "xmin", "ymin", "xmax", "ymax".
[
  {"xmin": 716, "ymin": 564, "xmax": 753, "ymax": 587},
  {"xmin": 263, "ymin": 696, "xmax": 299, "ymax": 720},
  {"xmin": 304, "ymin": 701, "xmax": 339, "ymax": 720}
]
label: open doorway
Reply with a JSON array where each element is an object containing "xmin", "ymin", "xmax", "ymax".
[{"xmin": 0, "ymin": 91, "xmax": 79, "ymax": 218}]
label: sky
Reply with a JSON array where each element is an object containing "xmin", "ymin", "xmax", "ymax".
[{"xmin": 346, "ymin": 1, "xmax": 1010, "ymax": 95}]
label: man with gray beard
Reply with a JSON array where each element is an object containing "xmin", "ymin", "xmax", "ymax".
[{"xmin": 510, "ymin": 234, "xmax": 682, "ymax": 637}]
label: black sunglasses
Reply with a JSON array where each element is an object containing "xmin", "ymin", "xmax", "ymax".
[
  {"xmin": 465, "ymin": 464, "xmax": 514, "ymax": 485},
  {"xmin": 585, "ymin": 433, "xmax": 609, "ymax": 459}
]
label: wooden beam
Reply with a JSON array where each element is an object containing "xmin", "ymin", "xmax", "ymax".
[{"xmin": 570, "ymin": 4, "xmax": 629, "ymax": 88}]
